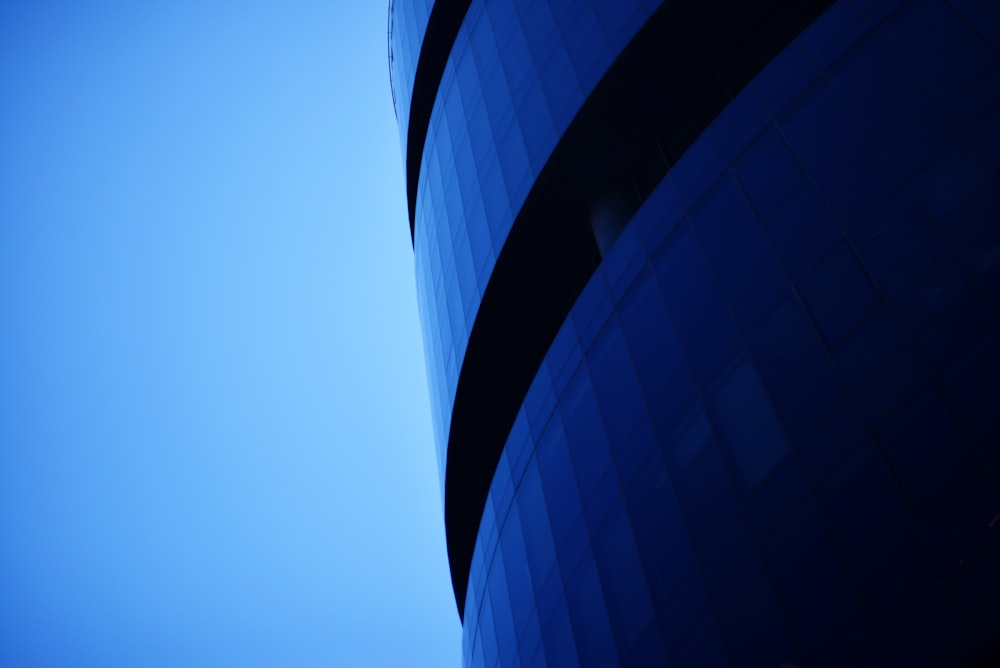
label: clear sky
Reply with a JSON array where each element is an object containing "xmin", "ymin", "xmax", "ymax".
[{"xmin": 0, "ymin": 1, "xmax": 461, "ymax": 666}]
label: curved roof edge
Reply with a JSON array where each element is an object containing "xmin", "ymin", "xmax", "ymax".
[
  {"xmin": 387, "ymin": 1, "xmax": 397, "ymax": 120},
  {"xmin": 397, "ymin": 0, "xmax": 473, "ymax": 243}
]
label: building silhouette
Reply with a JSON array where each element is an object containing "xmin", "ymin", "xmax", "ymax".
[{"xmin": 389, "ymin": 0, "xmax": 1000, "ymax": 665}]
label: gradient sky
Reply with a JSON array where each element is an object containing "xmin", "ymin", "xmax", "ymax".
[{"xmin": 0, "ymin": 2, "xmax": 462, "ymax": 665}]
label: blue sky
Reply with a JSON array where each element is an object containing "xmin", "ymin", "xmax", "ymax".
[{"xmin": 0, "ymin": 1, "xmax": 461, "ymax": 665}]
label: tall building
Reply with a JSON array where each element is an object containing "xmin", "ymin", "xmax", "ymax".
[{"xmin": 389, "ymin": 0, "xmax": 1000, "ymax": 665}]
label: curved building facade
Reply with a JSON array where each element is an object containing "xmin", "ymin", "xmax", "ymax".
[{"xmin": 391, "ymin": 0, "xmax": 1000, "ymax": 666}]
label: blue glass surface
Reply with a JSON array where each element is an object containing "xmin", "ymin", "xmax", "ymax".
[
  {"xmin": 411, "ymin": 0, "xmax": 662, "ymax": 476},
  {"xmin": 451, "ymin": 0, "xmax": 1000, "ymax": 665},
  {"xmin": 388, "ymin": 0, "xmax": 436, "ymax": 153}
]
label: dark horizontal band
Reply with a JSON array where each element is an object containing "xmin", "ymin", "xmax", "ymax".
[
  {"xmin": 403, "ymin": 0, "xmax": 473, "ymax": 242},
  {"xmin": 443, "ymin": 0, "xmax": 834, "ymax": 618}
]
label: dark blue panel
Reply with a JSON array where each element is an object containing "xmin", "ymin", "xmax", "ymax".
[
  {"xmin": 743, "ymin": 456, "xmax": 807, "ymax": 541},
  {"xmin": 559, "ymin": 367, "xmax": 612, "ymax": 494},
  {"xmin": 797, "ymin": 240, "xmax": 882, "ymax": 348},
  {"xmin": 764, "ymin": 503, "xmax": 876, "ymax": 667},
  {"xmin": 583, "ymin": 465, "xmax": 620, "ymax": 537},
  {"xmin": 648, "ymin": 365, "xmax": 699, "ymax": 443},
  {"xmin": 780, "ymin": 79, "xmax": 897, "ymax": 226},
  {"xmin": 657, "ymin": 571, "xmax": 711, "ymax": 661},
  {"xmin": 728, "ymin": 259, "xmax": 789, "ymax": 335},
  {"xmin": 929, "ymin": 477, "xmax": 1000, "ymax": 654},
  {"xmin": 523, "ymin": 361, "xmax": 556, "ymax": 437},
  {"xmin": 736, "ymin": 127, "xmax": 804, "ymax": 220},
  {"xmin": 852, "ymin": 340, "xmax": 928, "ymax": 428},
  {"xmin": 914, "ymin": 145, "xmax": 1000, "ymax": 278},
  {"xmin": 831, "ymin": 306, "xmax": 906, "ymax": 388},
  {"xmin": 748, "ymin": 293, "xmax": 844, "ymax": 442},
  {"xmin": 477, "ymin": 590, "xmax": 498, "ymax": 667},
  {"xmin": 795, "ymin": 400, "xmax": 866, "ymax": 485},
  {"xmin": 516, "ymin": 462, "xmax": 557, "ymax": 589},
  {"xmin": 948, "ymin": 0, "xmax": 1000, "ymax": 50},
  {"xmin": 499, "ymin": 506, "xmax": 535, "ymax": 640},
  {"xmin": 437, "ymin": 2, "xmax": 1000, "ymax": 665},
  {"xmin": 830, "ymin": 34, "xmax": 952, "ymax": 177},
  {"xmin": 653, "ymin": 227, "xmax": 729, "ymax": 354},
  {"xmin": 592, "ymin": 502, "xmax": 654, "ymax": 655},
  {"xmin": 587, "ymin": 320, "xmax": 644, "ymax": 449},
  {"xmin": 534, "ymin": 564, "xmax": 564, "ymax": 634},
  {"xmin": 564, "ymin": 557, "xmax": 618, "ymax": 668},
  {"xmin": 487, "ymin": 550, "xmax": 518, "ymax": 667},
  {"xmin": 857, "ymin": 190, "xmax": 969, "ymax": 329},
  {"xmin": 686, "ymin": 313, "xmax": 743, "ymax": 389},
  {"xmin": 621, "ymin": 621, "xmax": 667, "ymax": 668},
  {"xmin": 817, "ymin": 445, "xmax": 939, "ymax": 632},
  {"xmin": 624, "ymin": 445, "xmax": 694, "ymax": 607},
  {"xmin": 695, "ymin": 177, "xmax": 775, "ymax": 304},
  {"xmin": 704, "ymin": 355, "xmax": 789, "ymax": 492},
  {"xmin": 541, "ymin": 599, "xmax": 579, "ymax": 668},
  {"xmin": 939, "ymin": 332, "xmax": 1000, "ymax": 458},
  {"xmin": 673, "ymin": 616, "xmax": 731, "ymax": 668},
  {"xmin": 877, "ymin": 386, "xmax": 979, "ymax": 522},
  {"xmin": 618, "ymin": 268, "xmax": 683, "ymax": 398},
  {"xmin": 662, "ymin": 411, "xmax": 741, "ymax": 551},
  {"xmin": 535, "ymin": 417, "xmax": 582, "ymax": 549},
  {"xmin": 716, "ymin": 561, "xmax": 798, "ymax": 668},
  {"xmin": 883, "ymin": 0, "xmax": 996, "ymax": 102},
  {"xmin": 763, "ymin": 184, "xmax": 842, "ymax": 280},
  {"xmin": 691, "ymin": 515, "xmax": 755, "ymax": 601}
]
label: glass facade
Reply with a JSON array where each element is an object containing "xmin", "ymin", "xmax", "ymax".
[
  {"xmin": 411, "ymin": 0, "xmax": 661, "ymax": 478},
  {"xmin": 388, "ymin": 0, "xmax": 434, "ymax": 152},
  {"xmin": 392, "ymin": 0, "xmax": 1000, "ymax": 666}
]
